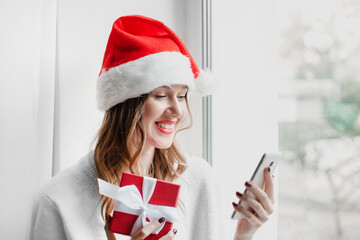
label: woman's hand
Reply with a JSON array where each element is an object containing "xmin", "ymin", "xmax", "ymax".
[
  {"xmin": 232, "ymin": 167, "xmax": 274, "ymax": 240},
  {"xmin": 105, "ymin": 215, "xmax": 177, "ymax": 240},
  {"xmin": 130, "ymin": 217, "xmax": 177, "ymax": 240}
]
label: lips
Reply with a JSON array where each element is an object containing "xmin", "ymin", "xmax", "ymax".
[{"xmin": 154, "ymin": 120, "xmax": 176, "ymax": 135}]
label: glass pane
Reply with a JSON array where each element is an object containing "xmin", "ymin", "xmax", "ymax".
[{"xmin": 278, "ymin": 0, "xmax": 360, "ymax": 239}]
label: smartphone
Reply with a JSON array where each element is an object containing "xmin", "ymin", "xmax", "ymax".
[{"xmin": 231, "ymin": 152, "xmax": 282, "ymax": 220}]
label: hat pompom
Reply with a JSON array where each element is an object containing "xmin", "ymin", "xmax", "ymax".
[{"xmin": 194, "ymin": 70, "xmax": 219, "ymax": 96}]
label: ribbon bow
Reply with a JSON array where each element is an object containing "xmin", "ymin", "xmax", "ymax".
[{"xmin": 98, "ymin": 177, "xmax": 183, "ymax": 235}]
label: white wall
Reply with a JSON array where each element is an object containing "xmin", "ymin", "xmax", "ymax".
[
  {"xmin": 212, "ymin": 0, "xmax": 279, "ymax": 239},
  {"xmin": 0, "ymin": 0, "xmax": 42, "ymax": 239}
]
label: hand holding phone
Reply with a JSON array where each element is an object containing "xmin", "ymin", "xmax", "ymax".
[{"xmin": 231, "ymin": 152, "xmax": 282, "ymax": 220}]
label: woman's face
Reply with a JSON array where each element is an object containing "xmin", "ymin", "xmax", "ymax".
[{"xmin": 142, "ymin": 84, "xmax": 188, "ymax": 149}]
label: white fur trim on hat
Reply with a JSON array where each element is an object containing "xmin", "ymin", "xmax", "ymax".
[
  {"xmin": 97, "ymin": 52, "xmax": 195, "ymax": 111},
  {"xmin": 194, "ymin": 69, "xmax": 219, "ymax": 96}
]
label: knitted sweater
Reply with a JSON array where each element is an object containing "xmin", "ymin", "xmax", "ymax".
[{"xmin": 31, "ymin": 152, "xmax": 224, "ymax": 240}]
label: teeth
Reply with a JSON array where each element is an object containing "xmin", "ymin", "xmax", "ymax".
[{"xmin": 156, "ymin": 123, "xmax": 173, "ymax": 129}]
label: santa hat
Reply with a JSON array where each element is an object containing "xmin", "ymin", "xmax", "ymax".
[{"xmin": 97, "ymin": 15, "xmax": 217, "ymax": 111}]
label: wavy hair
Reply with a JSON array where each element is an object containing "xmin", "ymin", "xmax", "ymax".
[{"xmin": 94, "ymin": 94, "xmax": 192, "ymax": 218}]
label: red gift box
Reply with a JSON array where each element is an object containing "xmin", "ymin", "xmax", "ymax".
[{"xmin": 107, "ymin": 173, "xmax": 181, "ymax": 240}]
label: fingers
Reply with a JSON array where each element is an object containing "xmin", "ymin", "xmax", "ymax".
[
  {"xmin": 232, "ymin": 201, "xmax": 262, "ymax": 228},
  {"xmin": 131, "ymin": 218, "xmax": 177, "ymax": 240},
  {"xmin": 235, "ymin": 192, "xmax": 269, "ymax": 222},
  {"xmin": 263, "ymin": 167, "xmax": 275, "ymax": 203},
  {"xmin": 159, "ymin": 229, "xmax": 177, "ymax": 240},
  {"xmin": 244, "ymin": 169, "xmax": 274, "ymax": 213},
  {"xmin": 232, "ymin": 168, "xmax": 275, "ymax": 226}
]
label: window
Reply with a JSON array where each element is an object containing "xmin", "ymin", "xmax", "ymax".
[
  {"xmin": 278, "ymin": 0, "xmax": 360, "ymax": 239},
  {"xmin": 212, "ymin": 0, "xmax": 278, "ymax": 238}
]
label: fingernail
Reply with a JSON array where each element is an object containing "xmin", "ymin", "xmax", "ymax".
[
  {"xmin": 236, "ymin": 191, "xmax": 242, "ymax": 197},
  {"xmin": 232, "ymin": 202, "xmax": 238, "ymax": 207},
  {"xmin": 173, "ymin": 229, "xmax": 177, "ymax": 235},
  {"xmin": 158, "ymin": 217, "xmax": 165, "ymax": 223},
  {"xmin": 245, "ymin": 181, "xmax": 252, "ymax": 187},
  {"xmin": 268, "ymin": 167, "xmax": 271, "ymax": 173}
]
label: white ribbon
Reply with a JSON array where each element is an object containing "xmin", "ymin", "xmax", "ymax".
[{"xmin": 98, "ymin": 177, "xmax": 183, "ymax": 235}]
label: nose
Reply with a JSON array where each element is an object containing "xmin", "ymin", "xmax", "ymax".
[{"xmin": 166, "ymin": 98, "xmax": 183, "ymax": 118}]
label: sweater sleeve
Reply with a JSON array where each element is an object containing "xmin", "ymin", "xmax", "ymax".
[
  {"xmin": 31, "ymin": 192, "xmax": 67, "ymax": 240},
  {"xmin": 183, "ymin": 157, "xmax": 225, "ymax": 240},
  {"xmin": 191, "ymin": 173, "xmax": 224, "ymax": 240}
]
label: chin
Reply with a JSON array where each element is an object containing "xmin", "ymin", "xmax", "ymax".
[
  {"xmin": 156, "ymin": 143, "xmax": 173, "ymax": 150},
  {"xmin": 148, "ymin": 134, "xmax": 175, "ymax": 150},
  {"xmin": 153, "ymin": 139, "xmax": 174, "ymax": 149}
]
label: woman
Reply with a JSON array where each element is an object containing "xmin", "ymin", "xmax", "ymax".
[{"xmin": 32, "ymin": 15, "xmax": 274, "ymax": 240}]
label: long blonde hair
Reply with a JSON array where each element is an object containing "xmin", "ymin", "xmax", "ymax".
[{"xmin": 94, "ymin": 94, "xmax": 191, "ymax": 218}]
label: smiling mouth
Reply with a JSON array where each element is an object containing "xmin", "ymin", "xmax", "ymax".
[{"xmin": 154, "ymin": 121, "xmax": 175, "ymax": 134}]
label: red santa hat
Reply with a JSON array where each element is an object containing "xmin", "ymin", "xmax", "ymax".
[{"xmin": 97, "ymin": 15, "xmax": 217, "ymax": 111}]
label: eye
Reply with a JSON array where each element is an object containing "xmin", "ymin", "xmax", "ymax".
[
  {"xmin": 153, "ymin": 91, "xmax": 167, "ymax": 99},
  {"xmin": 155, "ymin": 95, "xmax": 166, "ymax": 98},
  {"xmin": 177, "ymin": 94, "xmax": 187, "ymax": 101}
]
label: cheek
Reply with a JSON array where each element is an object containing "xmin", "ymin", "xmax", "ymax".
[
  {"xmin": 144, "ymin": 115, "xmax": 157, "ymax": 133},
  {"xmin": 143, "ymin": 102, "xmax": 159, "ymax": 122},
  {"xmin": 143, "ymin": 103, "xmax": 165, "ymax": 133},
  {"xmin": 178, "ymin": 104, "xmax": 189, "ymax": 123},
  {"xmin": 143, "ymin": 99, "xmax": 166, "ymax": 116}
]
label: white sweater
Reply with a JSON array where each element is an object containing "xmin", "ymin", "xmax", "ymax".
[{"xmin": 31, "ymin": 152, "xmax": 224, "ymax": 240}]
